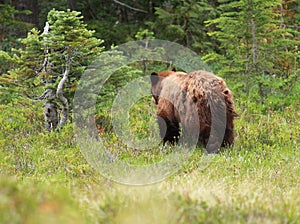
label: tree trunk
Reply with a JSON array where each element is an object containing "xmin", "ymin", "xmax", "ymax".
[
  {"xmin": 251, "ymin": 18, "xmax": 258, "ymax": 65},
  {"xmin": 250, "ymin": 14, "xmax": 264, "ymax": 104},
  {"xmin": 56, "ymin": 56, "xmax": 70, "ymax": 127},
  {"xmin": 44, "ymin": 102, "xmax": 59, "ymax": 133},
  {"xmin": 38, "ymin": 88, "xmax": 59, "ymax": 133},
  {"xmin": 68, "ymin": 0, "xmax": 76, "ymax": 11},
  {"xmin": 39, "ymin": 22, "xmax": 70, "ymax": 132}
]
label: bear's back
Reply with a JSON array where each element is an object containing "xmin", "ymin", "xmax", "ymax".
[{"xmin": 160, "ymin": 70, "xmax": 228, "ymax": 102}]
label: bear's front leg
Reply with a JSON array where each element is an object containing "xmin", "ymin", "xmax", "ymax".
[
  {"xmin": 156, "ymin": 98, "xmax": 180, "ymax": 145},
  {"xmin": 157, "ymin": 116, "xmax": 180, "ymax": 145}
]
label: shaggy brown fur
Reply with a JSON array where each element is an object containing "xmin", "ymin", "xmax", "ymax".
[{"xmin": 150, "ymin": 68, "xmax": 238, "ymax": 153}]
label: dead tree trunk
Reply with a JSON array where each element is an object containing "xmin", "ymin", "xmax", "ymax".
[
  {"xmin": 38, "ymin": 22, "xmax": 70, "ymax": 132},
  {"xmin": 44, "ymin": 101, "xmax": 59, "ymax": 132},
  {"xmin": 37, "ymin": 88, "xmax": 59, "ymax": 133},
  {"xmin": 251, "ymin": 15, "xmax": 264, "ymax": 104},
  {"xmin": 56, "ymin": 55, "xmax": 70, "ymax": 127}
]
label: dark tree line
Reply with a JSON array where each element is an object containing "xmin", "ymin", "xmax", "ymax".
[
  {"xmin": 1, "ymin": 0, "xmax": 299, "ymax": 52},
  {"xmin": 0, "ymin": 0, "xmax": 299, "ymax": 113}
]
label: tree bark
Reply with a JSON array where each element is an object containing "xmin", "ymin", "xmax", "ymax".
[
  {"xmin": 37, "ymin": 88, "xmax": 58, "ymax": 133},
  {"xmin": 67, "ymin": 0, "xmax": 76, "ymax": 11},
  {"xmin": 44, "ymin": 101, "xmax": 59, "ymax": 133},
  {"xmin": 56, "ymin": 55, "xmax": 70, "ymax": 127},
  {"xmin": 251, "ymin": 18, "xmax": 264, "ymax": 104},
  {"xmin": 249, "ymin": 5, "xmax": 264, "ymax": 104}
]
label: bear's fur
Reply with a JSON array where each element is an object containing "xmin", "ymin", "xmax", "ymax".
[{"xmin": 150, "ymin": 68, "xmax": 238, "ymax": 153}]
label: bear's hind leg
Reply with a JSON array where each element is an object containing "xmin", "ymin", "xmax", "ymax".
[{"xmin": 222, "ymin": 128, "xmax": 234, "ymax": 147}]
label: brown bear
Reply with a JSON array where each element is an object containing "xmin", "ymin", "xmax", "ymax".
[{"xmin": 150, "ymin": 68, "xmax": 238, "ymax": 153}]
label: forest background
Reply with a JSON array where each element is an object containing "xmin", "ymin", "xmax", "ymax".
[{"xmin": 0, "ymin": 0, "xmax": 299, "ymax": 223}]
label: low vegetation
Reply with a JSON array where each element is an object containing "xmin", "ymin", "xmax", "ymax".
[
  {"xmin": 0, "ymin": 1, "xmax": 299, "ymax": 223},
  {"xmin": 0, "ymin": 83, "xmax": 299, "ymax": 223}
]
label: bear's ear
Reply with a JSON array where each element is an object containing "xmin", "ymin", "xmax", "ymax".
[
  {"xmin": 150, "ymin": 72, "xmax": 159, "ymax": 85},
  {"xmin": 171, "ymin": 67, "xmax": 176, "ymax": 72}
]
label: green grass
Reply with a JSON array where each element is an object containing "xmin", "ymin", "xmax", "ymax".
[{"xmin": 0, "ymin": 97, "xmax": 299, "ymax": 223}]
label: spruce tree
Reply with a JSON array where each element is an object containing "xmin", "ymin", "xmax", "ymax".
[
  {"xmin": 147, "ymin": 0, "xmax": 219, "ymax": 54},
  {"xmin": 0, "ymin": 9, "xmax": 103, "ymax": 131},
  {"xmin": 205, "ymin": 0, "xmax": 300, "ymax": 105}
]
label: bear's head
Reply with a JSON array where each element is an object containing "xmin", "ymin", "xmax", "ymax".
[{"xmin": 150, "ymin": 68, "xmax": 186, "ymax": 104}]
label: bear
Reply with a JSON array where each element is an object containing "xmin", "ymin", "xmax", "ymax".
[{"xmin": 150, "ymin": 68, "xmax": 238, "ymax": 153}]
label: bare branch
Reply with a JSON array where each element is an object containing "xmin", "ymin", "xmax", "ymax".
[
  {"xmin": 56, "ymin": 55, "xmax": 70, "ymax": 127},
  {"xmin": 113, "ymin": 0, "xmax": 148, "ymax": 13},
  {"xmin": 43, "ymin": 22, "xmax": 50, "ymax": 35},
  {"xmin": 35, "ymin": 88, "xmax": 56, "ymax": 101},
  {"xmin": 42, "ymin": 22, "xmax": 50, "ymax": 73}
]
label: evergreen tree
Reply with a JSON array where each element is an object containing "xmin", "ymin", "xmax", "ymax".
[
  {"xmin": 147, "ymin": 0, "xmax": 219, "ymax": 54},
  {"xmin": 204, "ymin": 0, "xmax": 300, "ymax": 105},
  {"xmin": 0, "ymin": 9, "xmax": 103, "ymax": 131},
  {"xmin": 0, "ymin": 4, "xmax": 33, "ymax": 74}
]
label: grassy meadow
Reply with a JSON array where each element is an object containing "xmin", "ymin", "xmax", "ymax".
[
  {"xmin": 0, "ymin": 89, "xmax": 299, "ymax": 224},
  {"xmin": 0, "ymin": 1, "xmax": 299, "ymax": 223}
]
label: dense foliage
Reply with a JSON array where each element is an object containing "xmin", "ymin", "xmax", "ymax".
[
  {"xmin": 1, "ymin": 0, "xmax": 299, "ymax": 107},
  {"xmin": 0, "ymin": 0, "xmax": 299, "ymax": 223}
]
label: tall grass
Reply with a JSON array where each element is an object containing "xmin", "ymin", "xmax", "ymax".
[{"xmin": 0, "ymin": 92, "xmax": 299, "ymax": 223}]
